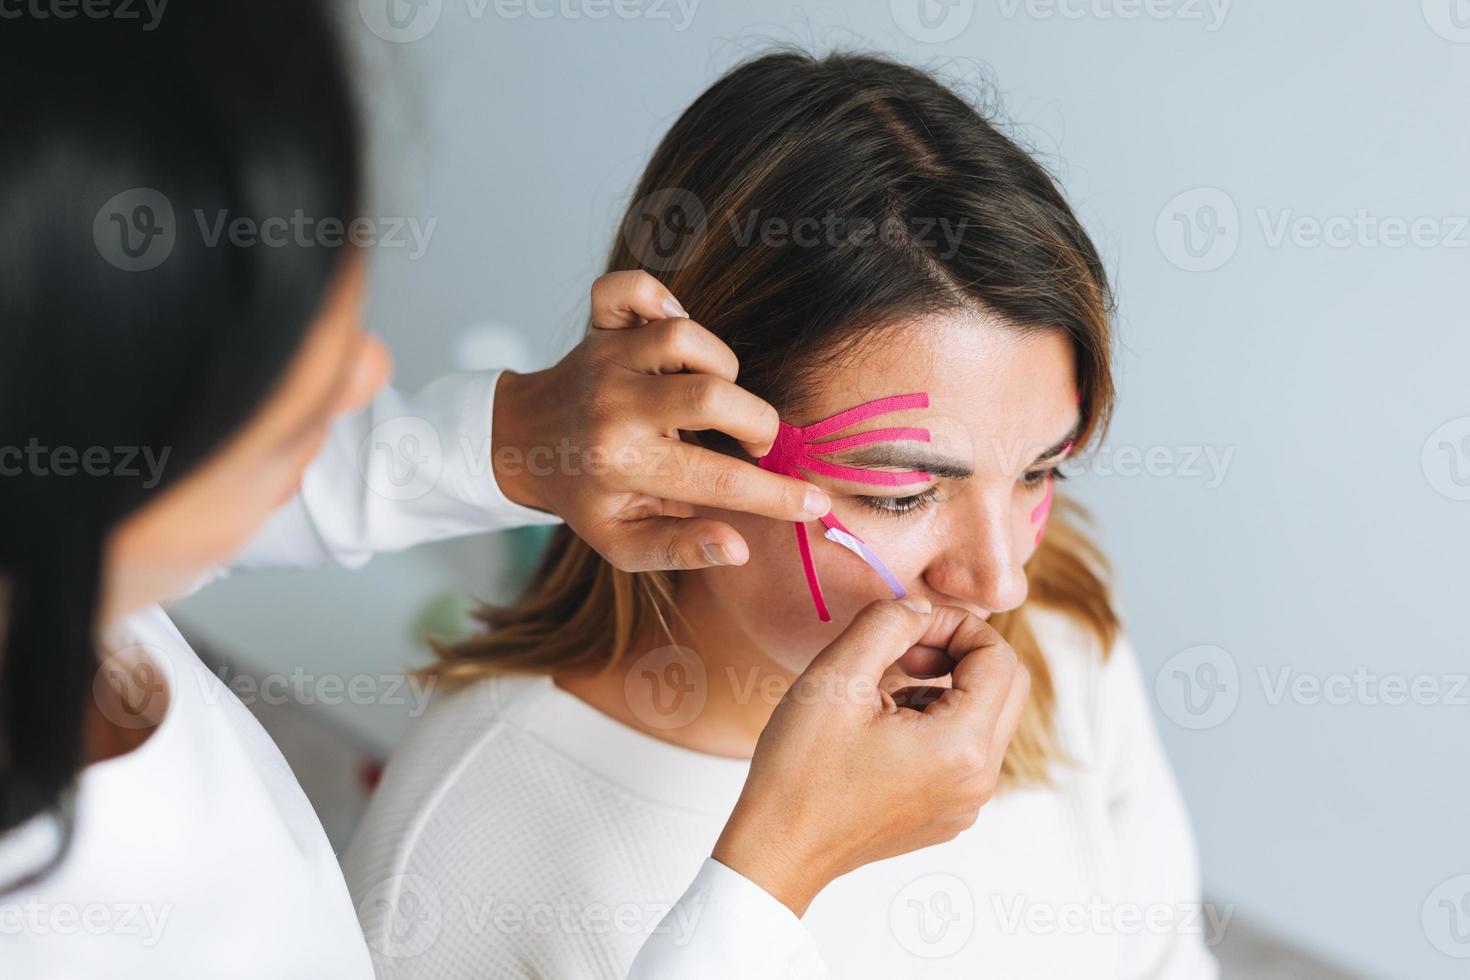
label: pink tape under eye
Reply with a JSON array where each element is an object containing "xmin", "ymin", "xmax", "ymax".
[
  {"xmin": 1030, "ymin": 441, "xmax": 1073, "ymax": 545},
  {"xmin": 758, "ymin": 393, "xmax": 930, "ymax": 622}
]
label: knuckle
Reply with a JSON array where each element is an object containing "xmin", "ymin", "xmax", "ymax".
[
  {"xmin": 660, "ymin": 317, "xmax": 696, "ymax": 356},
  {"xmin": 634, "ymin": 271, "xmax": 665, "ymax": 308},
  {"xmin": 784, "ymin": 479, "xmax": 810, "ymax": 511},
  {"xmin": 970, "ymin": 615, "xmax": 1004, "ymax": 646},
  {"xmin": 939, "ymin": 736, "xmax": 984, "ymax": 774},
  {"xmin": 959, "ymin": 744, "xmax": 988, "ymax": 775},
  {"xmin": 659, "ymin": 536, "xmax": 688, "ymax": 572},
  {"xmin": 993, "ymin": 640, "xmax": 1021, "ymax": 671},
  {"xmin": 857, "ymin": 600, "xmax": 910, "ymax": 636},
  {"xmin": 684, "ymin": 376, "xmax": 723, "ymax": 416},
  {"xmin": 706, "ymin": 462, "xmax": 744, "ymax": 502}
]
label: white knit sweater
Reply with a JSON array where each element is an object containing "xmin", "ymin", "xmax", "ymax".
[{"xmin": 343, "ymin": 609, "xmax": 1219, "ymax": 979}]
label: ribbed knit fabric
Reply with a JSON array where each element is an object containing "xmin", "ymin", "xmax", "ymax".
[{"xmin": 343, "ymin": 608, "xmax": 1219, "ymax": 979}]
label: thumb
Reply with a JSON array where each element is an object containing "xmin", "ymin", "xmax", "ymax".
[
  {"xmin": 802, "ymin": 596, "xmax": 934, "ymax": 683},
  {"xmin": 593, "ymin": 515, "xmax": 750, "ymax": 572}
]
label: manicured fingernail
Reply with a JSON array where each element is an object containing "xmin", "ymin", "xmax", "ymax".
[
  {"xmin": 701, "ymin": 541, "xmax": 738, "ymax": 566},
  {"xmin": 899, "ymin": 596, "xmax": 932, "ymax": 614},
  {"xmin": 802, "ymin": 488, "xmax": 831, "ymax": 518},
  {"xmin": 662, "ymin": 298, "xmax": 688, "ymax": 319}
]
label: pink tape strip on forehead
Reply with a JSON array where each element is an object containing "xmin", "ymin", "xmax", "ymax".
[{"xmin": 758, "ymin": 393, "xmax": 930, "ymax": 622}]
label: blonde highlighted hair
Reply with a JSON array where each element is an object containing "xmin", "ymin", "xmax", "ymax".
[{"xmin": 433, "ymin": 51, "xmax": 1120, "ymax": 787}]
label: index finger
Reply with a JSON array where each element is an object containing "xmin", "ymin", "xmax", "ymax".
[
  {"xmin": 651, "ymin": 443, "xmax": 831, "ymax": 523},
  {"xmin": 802, "ymin": 597, "xmax": 936, "ymax": 683},
  {"xmin": 590, "ymin": 270, "xmax": 687, "ymax": 328},
  {"xmin": 915, "ymin": 606, "xmax": 1024, "ymax": 731}
]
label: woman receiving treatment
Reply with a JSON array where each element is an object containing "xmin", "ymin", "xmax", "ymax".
[{"xmin": 346, "ymin": 53, "xmax": 1217, "ymax": 978}]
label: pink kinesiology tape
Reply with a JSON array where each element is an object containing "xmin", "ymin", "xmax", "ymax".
[{"xmin": 757, "ymin": 393, "xmax": 930, "ymax": 622}]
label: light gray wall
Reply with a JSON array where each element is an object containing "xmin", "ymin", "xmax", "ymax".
[{"xmin": 184, "ymin": 2, "xmax": 1470, "ymax": 976}]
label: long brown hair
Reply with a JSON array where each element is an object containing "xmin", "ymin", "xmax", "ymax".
[{"xmin": 435, "ymin": 51, "xmax": 1120, "ymax": 786}]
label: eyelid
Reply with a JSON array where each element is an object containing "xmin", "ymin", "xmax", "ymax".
[{"xmin": 855, "ymin": 486, "xmax": 940, "ymax": 516}]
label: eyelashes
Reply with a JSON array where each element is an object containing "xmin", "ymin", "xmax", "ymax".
[
  {"xmin": 1021, "ymin": 466, "xmax": 1068, "ymax": 490},
  {"xmin": 856, "ymin": 486, "xmax": 940, "ymax": 517},
  {"xmin": 856, "ymin": 468, "xmax": 1068, "ymax": 519}
]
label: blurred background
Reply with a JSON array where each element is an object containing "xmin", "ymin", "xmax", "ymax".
[{"xmin": 173, "ymin": 2, "xmax": 1470, "ymax": 977}]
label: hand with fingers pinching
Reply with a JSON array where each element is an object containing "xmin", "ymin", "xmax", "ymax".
[
  {"xmin": 711, "ymin": 597, "xmax": 1031, "ymax": 917},
  {"xmin": 491, "ymin": 270, "xmax": 831, "ymax": 572}
]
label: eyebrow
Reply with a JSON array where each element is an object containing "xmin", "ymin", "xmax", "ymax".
[
  {"xmin": 824, "ymin": 447, "xmax": 973, "ymax": 481},
  {"xmin": 827, "ymin": 419, "xmax": 1082, "ymax": 484},
  {"xmin": 1034, "ymin": 421, "xmax": 1083, "ymax": 465}
]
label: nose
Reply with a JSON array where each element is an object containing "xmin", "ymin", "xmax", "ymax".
[{"xmin": 921, "ymin": 489, "xmax": 1029, "ymax": 615}]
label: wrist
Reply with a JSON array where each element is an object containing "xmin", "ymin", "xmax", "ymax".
[
  {"xmin": 712, "ymin": 806, "xmax": 830, "ymax": 917},
  {"xmin": 491, "ymin": 368, "xmax": 552, "ymax": 512}
]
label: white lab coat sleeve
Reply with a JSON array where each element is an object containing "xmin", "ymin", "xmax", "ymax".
[
  {"xmin": 629, "ymin": 858, "xmax": 829, "ymax": 979},
  {"xmin": 231, "ymin": 369, "xmax": 561, "ymax": 572}
]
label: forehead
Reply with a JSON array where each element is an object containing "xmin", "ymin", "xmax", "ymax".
[{"xmin": 798, "ymin": 310, "xmax": 1079, "ymax": 471}]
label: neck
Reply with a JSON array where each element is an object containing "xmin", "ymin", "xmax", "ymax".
[{"xmin": 553, "ymin": 577, "xmax": 794, "ymax": 759}]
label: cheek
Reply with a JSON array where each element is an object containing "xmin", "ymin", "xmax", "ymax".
[
  {"xmin": 697, "ymin": 508, "xmax": 908, "ymax": 671},
  {"xmin": 144, "ymin": 435, "xmax": 326, "ymax": 568},
  {"xmin": 1025, "ymin": 476, "xmax": 1057, "ymax": 552}
]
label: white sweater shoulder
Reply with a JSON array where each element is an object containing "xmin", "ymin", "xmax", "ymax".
[{"xmin": 342, "ymin": 672, "xmax": 749, "ymax": 979}]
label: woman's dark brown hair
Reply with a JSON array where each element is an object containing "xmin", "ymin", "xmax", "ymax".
[{"xmin": 435, "ymin": 51, "xmax": 1119, "ymax": 786}]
